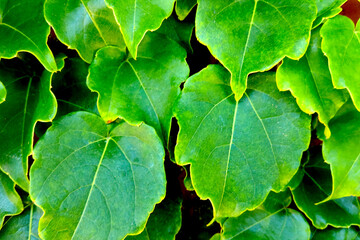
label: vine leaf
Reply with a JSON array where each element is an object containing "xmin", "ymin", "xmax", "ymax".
[
  {"xmin": 30, "ymin": 112, "xmax": 166, "ymax": 240},
  {"xmin": 277, "ymin": 27, "xmax": 348, "ymax": 138},
  {"xmin": 0, "ymin": 82, "xmax": 5, "ymax": 103},
  {"xmin": 0, "ymin": 205, "xmax": 42, "ymax": 239},
  {"xmin": 105, "ymin": 0, "xmax": 175, "ymax": 58},
  {"xmin": 321, "ymin": 15, "xmax": 360, "ymax": 111},
  {"xmin": 0, "ymin": 170, "xmax": 23, "ymax": 229},
  {"xmin": 87, "ymin": 31, "xmax": 189, "ymax": 144},
  {"xmin": 313, "ymin": 0, "xmax": 347, "ymax": 28},
  {"xmin": 174, "ymin": 65, "xmax": 310, "ymax": 218},
  {"xmin": 312, "ymin": 227, "xmax": 360, "ymax": 240},
  {"xmin": 175, "ymin": 0, "xmax": 197, "ymax": 21},
  {"xmin": 317, "ymin": 100, "xmax": 360, "ymax": 201},
  {"xmin": 0, "ymin": 0, "xmax": 57, "ymax": 72},
  {"xmin": 292, "ymin": 151, "xmax": 360, "ymax": 229},
  {"xmin": 0, "ymin": 58, "xmax": 65, "ymax": 191},
  {"xmin": 195, "ymin": 0, "xmax": 316, "ymax": 100},
  {"xmin": 44, "ymin": 0, "xmax": 126, "ymax": 63}
]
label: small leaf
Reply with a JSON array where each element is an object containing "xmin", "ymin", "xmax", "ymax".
[
  {"xmin": 292, "ymin": 151, "xmax": 360, "ymax": 229},
  {"xmin": 313, "ymin": 0, "xmax": 347, "ymax": 28},
  {"xmin": 0, "ymin": 205, "xmax": 42, "ymax": 240},
  {"xmin": 175, "ymin": 0, "xmax": 197, "ymax": 21},
  {"xmin": 318, "ymin": 100, "xmax": 360, "ymax": 200},
  {"xmin": 44, "ymin": 0, "xmax": 126, "ymax": 63},
  {"xmin": 87, "ymin": 31, "xmax": 189, "ymax": 144},
  {"xmin": 0, "ymin": 82, "xmax": 5, "ymax": 104},
  {"xmin": 30, "ymin": 111, "xmax": 166, "ymax": 240},
  {"xmin": 105, "ymin": 0, "xmax": 175, "ymax": 58},
  {"xmin": 0, "ymin": 0, "xmax": 57, "ymax": 72},
  {"xmin": 174, "ymin": 65, "xmax": 310, "ymax": 218},
  {"xmin": 312, "ymin": 227, "xmax": 360, "ymax": 240},
  {"xmin": 320, "ymin": 15, "xmax": 360, "ymax": 111},
  {"xmin": 0, "ymin": 58, "xmax": 63, "ymax": 191},
  {"xmin": 277, "ymin": 27, "xmax": 348, "ymax": 138},
  {"xmin": 195, "ymin": 0, "xmax": 316, "ymax": 100},
  {"xmin": 0, "ymin": 170, "xmax": 23, "ymax": 229},
  {"xmin": 125, "ymin": 197, "xmax": 182, "ymax": 240}
]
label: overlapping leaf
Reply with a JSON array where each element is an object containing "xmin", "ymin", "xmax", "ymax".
[
  {"xmin": 312, "ymin": 227, "xmax": 360, "ymax": 240},
  {"xmin": 105, "ymin": 0, "xmax": 175, "ymax": 58},
  {"xmin": 87, "ymin": 30, "xmax": 189, "ymax": 143},
  {"xmin": 0, "ymin": 0, "xmax": 57, "ymax": 72},
  {"xmin": 313, "ymin": 0, "xmax": 347, "ymax": 28},
  {"xmin": 175, "ymin": 0, "xmax": 197, "ymax": 21},
  {"xmin": 0, "ymin": 58, "xmax": 63, "ymax": 191},
  {"xmin": 0, "ymin": 170, "xmax": 23, "ymax": 228},
  {"xmin": 292, "ymin": 151, "xmax": 360, "ymax": 229},
  {"xmin": 195, "ymin": 0, "xmax": 316, "ymax": 100},
  {"xmin": 277, "ymin": 28, "xmax": 348, "ymax": 138},
  {"xmin": 30, "ymin": 112, "xmax": 166, "ymax": 240},
  {"xmin": 174, "ymin": 65, "xmax": 311, "ymax": 218},
  {"xmin": 0, "ymin": 205, "xmax": 42, "ymax": 240},
  {"xmin": 44, "ymin": 0, "xmax": 126, "ymax": 63},
  {"xmin": 321, "ymin": 15, "xmax": 360, "ymax": 111}
]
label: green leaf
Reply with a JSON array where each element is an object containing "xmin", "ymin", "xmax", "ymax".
[
  {"xmin": 219, "ymin": 191, "xmax": 310, "ymax": 240},
  {"xmin": 292, "ymin": 150, "xmax": 360, "ymax": 229},
  {"xmin": 195, "ymin": 0, "xmax": 316, "ymax": 100},
  {"xmin": 320, "ymin": 15, "xmax": 360, "ymax": 111},
  {"xmin": 313, "ymin": 0, "xmax": 346, "ymax": 28},
  {"xmin": 105, "ymin": 0, "xmax": 175, "ymax": 58},
  {"xmin": 277, "ymin": 27, "xmax": 348, "ymax": 138},
  {"xmin": 0, "ymin": 0, "xmax": 57, "ymax": 72},
  {"xmin": 175, "ymin": 0, "xmax": 197, "ymax": 21},
  {"xmin": 312, "ymin": 227, "xmax": 360, "ymax": 240},
  {"xmin": 174, "ymin": 65, "xmax": 311, "ymax": 218},
  {"xmin": 318, "ymin": 100, "xmax": 360, "ymax": 200},
  {"xmin": 125, "ymin": 197, "xmax": 182, "ymax": 240},
  {"xmin": 87, "ymin": 31, "xmax": 189, "ymax": 143},
  {"xmin": 0, "ymin": 205, "xmax": 42, "ymax": 240},
  {"xmin": 0, "ymin": 81, "xmax": 5, "ymax": 103},
  {"xmin": 44, "ymin": 0, "xmax": 126, "ymax": 63},
  {"xmin": 30, "ymin": 111, "xmax": 166, "ymax": 240},
  {"xmin": 0, "ymin": 58, "xmax": 64, "ymax": 191},
  {"xmin": 0, "ymin": 170, "xmax": 23, "ymax": 228}
]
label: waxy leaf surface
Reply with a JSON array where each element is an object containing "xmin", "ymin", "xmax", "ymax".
[
  {"xmin": 105, "ymin": 0, "xmax": 175, "ymax": 58},
  {"xmin": 292, "ymin": 151, "xmax": 360, "ymax": 229},
  {"xmin": 88, "ymin": 31, "xmax": 189, "ymax": 143},
  {"xmin": 0, "ymin": 0, "xmax": 57, "ymax": 72},
  {"xmin": 175, "ymin": 0, "xmax": 197, "ymax": 21},
  {"xmin": 195, "ymin": 0, "xmax": 316, "ymax": 100},
  {"xmin": 277, "ymin": 28, "xmax": 348, "ymax": 138},
  {"xmin": 321, "ymin": 15, "xmax": 360, "ymax": 111},
  {"xmin": 0, "ymin": 171, "xmax": 23, "ymax": 228},
  {"xmin": 319, "ymin": 100, "xmax": 360, "ymax": 200},
  {"xmin": 312, "ymin": 227, "xmax": 360, "ymax": 240},
  {"xmin": 313, "ymin": 0, "xmax": 346, "ymax": 28},
  {"xmin": 174, "ymin": 65, "xmax": 311, "ymax": 218},
  {"xmin": 30, "ymin": 112, "xmax": 166, "ymax": 240},
  {"xmin": 0, "ymin": 60, "xmax": 61, "ymax": 191},
  {"xmin": 44, "ymin": 0, "xmax": 126, "ymax": 63},
  {"xmin": 0, "ymin": 205, "xmax": 42, "ymax": 240}
]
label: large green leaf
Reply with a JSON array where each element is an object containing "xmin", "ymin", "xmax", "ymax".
[
  {"xmin": 0, "ymin": 170, "xmax": 23, "ymax": 228},
  {"xmin": 30, "ymin": 111, "xmax": 166, "ymax": 240},
  {"xmin": 318, "ymin": 100, "xmax": 360, "ymax": 200},
  {"xmin": 218, "ymin": 191, "xmax": 310, "ymax": 240},
  {"xmin": 44, "ymin": 0, "xmax": 126, "ymax": 63},
  {"xmin": 320, "ymin": 15, "xmax": 360, "ymax": 111},
  {"xmin": 0, "ymin": 59, "xmax": 64, "ymax": 191},
  {"xmin": 0, "ymin": 0, "xmax": 57, "ymax": 72},
  {"xmin": 292, "ymin": 151, "xmax": 360, "ymax": 229},
  {"xmin": 175, "ymin": 0, "xmax": 197, "ymax": 21},
  {"xmin": 277, "ymin": 27, "xmax": 348, "ymax": 138},
  {"xmin": 313, "ymin": 0, "xmax": 347, "ymax": 28},
  {"xmin": 125, "ymin": 197, "xmax": 182, "ymax": 240},
  {"xmin": 312, "ymin": 227, "xmax": 360, "ymax": 240},
  {"xmin": 104, "ymin": 0, "xmax": 175, "ymax": 58},
  {"xmin": 174, "ymin": 65, "xmax": 311, "ymax": 218},
  {"xmin": 87, "ymin": 31, "xmax": 189, "ymax": 143},
  {"xmin": 0, "ymin": 81, "xmax": 5, "ymax": 103},
  {"xmin": 195, "ymin": 0, "xmax": 316, "ymax": 100},
  {"xmin": 0, "ymin": 205, "xmax": 42, "ymax": 240}
]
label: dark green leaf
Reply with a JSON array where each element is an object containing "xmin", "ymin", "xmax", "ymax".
[
  {"xmin": 175, "ymin": 0, "xmax": 197, "ymax": 21},
  {"xmin": 30, "ymin": 112, "xmax": 166, "ymax": 240},
  {"xmin": 195, "ymin": 0, "xmax": 316, "ymax": 100},
  {"xmin": 312, "ymin": 227, "xmax": 360, "ymax": 240},
  {"xmin": 174, "ymin": 65, "xmax": 310, "ymax": 218}
]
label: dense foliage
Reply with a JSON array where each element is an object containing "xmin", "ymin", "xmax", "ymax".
[{"xmin": 0, "ymin": 0, "xmax": 359, "ymax": 239}]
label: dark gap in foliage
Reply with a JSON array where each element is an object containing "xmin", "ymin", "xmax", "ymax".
[
  {"xmin": 48, "ymin": 28, "xmax": 79, "ymax": 58},
  {"xmin": 340, "ymin": 0, "xmax": 360, "ymax": 23}
]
